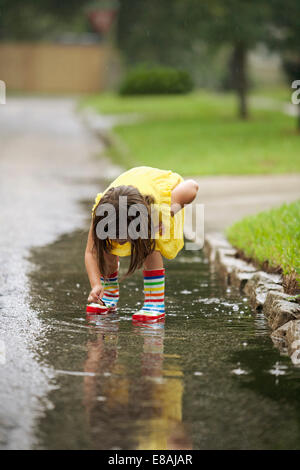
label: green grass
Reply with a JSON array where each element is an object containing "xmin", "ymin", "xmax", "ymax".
[
  {"xmin": 82, "ymin": 90, "xmax": 300, "ymax": 176},
  {"xmin": 251, "ymin": 85, "xmax": 292, "ymax": 102},
  {"xmin": 226, "ymin": 200, "xmax": 300, "ymax": 282}
]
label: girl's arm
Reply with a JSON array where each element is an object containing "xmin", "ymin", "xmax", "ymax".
[
  {"xmin": 85, "ymin": 222, "xmax": 104, "ymax": 303},
  {"xmin": 170, "ymin": 179, "xmax": 199, "ymax": 216}
]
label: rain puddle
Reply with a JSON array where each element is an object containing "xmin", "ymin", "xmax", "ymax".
[{"xmin": 28, "ymin": 228, "xmax": 300, "ymax": 450}]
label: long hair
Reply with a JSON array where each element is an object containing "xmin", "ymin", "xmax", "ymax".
[{"xmin": 92, "ymin": 185, "xmax": 156, "ymax": 278}]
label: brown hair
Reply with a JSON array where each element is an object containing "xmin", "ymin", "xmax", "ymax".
[{"xmin": 92, "ymin": 185, "xmax": 156, "ymax": 278}]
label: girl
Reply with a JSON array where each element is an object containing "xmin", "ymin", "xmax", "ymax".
[{"xmin": 85, "ymin": 166, "xmax": 198, "ymax": 321}]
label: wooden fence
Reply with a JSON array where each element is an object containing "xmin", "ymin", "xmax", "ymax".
[{"xmin": 0, "ymin": 42, "xmax": 118, "ymax": 93}]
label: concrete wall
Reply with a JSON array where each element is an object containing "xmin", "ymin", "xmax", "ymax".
[{"xmin": 0, "ymin": 42, "xmax": 116, "ymax": 93}]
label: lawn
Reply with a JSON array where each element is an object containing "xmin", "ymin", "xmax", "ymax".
[
  {"xmin": 226, "ymin": 200, "xmax": 300, "ymax": 290},
  {"xmin": 82, "ymin": 90, "xmax": 300, "ymax": 176}
]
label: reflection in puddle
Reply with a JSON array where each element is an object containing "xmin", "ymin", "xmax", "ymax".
[{"xmin": 83, "ymin": 315, "xmax": 191, "ymax": 450}]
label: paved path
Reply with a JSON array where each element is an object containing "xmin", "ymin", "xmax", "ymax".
[{"xmin": 192, "ymin": 174, "xmax": 300, "ymax": 234}]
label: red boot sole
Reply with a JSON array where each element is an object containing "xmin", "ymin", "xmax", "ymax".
[
  {"xmin": 86, "ymin": 304, "xmax": 109, "ymax": 315},
  {"xmin": 132, "ymin": 312, "xmax": 165, "ymax": 322}
]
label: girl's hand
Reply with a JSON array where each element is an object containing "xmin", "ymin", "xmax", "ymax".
[{"xmin": 87, "ymin": 284, "xmax": 104, "ymax": 304}]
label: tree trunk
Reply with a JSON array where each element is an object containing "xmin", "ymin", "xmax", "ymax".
[{"xmin": 232, "ymin": 42, "xmax": 248, "ymax": 120}]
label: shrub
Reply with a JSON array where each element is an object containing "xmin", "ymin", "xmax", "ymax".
[{"xmin": 119, "ymin": 65, "xmax": 194, "ymax": 95}]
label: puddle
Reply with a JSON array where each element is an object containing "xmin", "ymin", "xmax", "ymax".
[{"xmin": 28, "ymin": 228, "xmax": 300, "ymax": 450}]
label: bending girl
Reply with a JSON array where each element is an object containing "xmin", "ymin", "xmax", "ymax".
[{"xmin": 85, "ymin": 166, "xmax": 198, "ymax": 321}]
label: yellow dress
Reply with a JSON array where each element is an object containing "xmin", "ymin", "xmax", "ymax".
[{"xmin": 92, "ymin": 166, "xmax": 184, "ymax": 259}]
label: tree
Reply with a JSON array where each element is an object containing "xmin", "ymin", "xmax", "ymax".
[
  {"xmin": 187, "ymin": 0, "xmax": 276, "ymax": 119},
  {"xmin": 116, "ymin": 0, "xmax": 276, "ymax": 119},
  {"xmin": 0, "ymin": 0, "xmax": 89, "ymax": 40},
  {"xmin": 116, "ymin": 0, "xmax": 196, "ymax": 68},
  {"xmin": 271, "ymin": 0, "xmax": 300, "ymax": 132}
]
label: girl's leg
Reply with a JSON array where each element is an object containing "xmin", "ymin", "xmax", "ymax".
[
  {"xmin": 133, "ymin": 251, "xmax": 165, "ymax": 321},
  {"xmin": 143, "ymin": 250, "xmax": 163, "ymax": 270},
  {"xmin": 103, "ymin": 251, "xmax": 119, "ymax": 275},
  {"xmin": 101, "ymin": 252, "xmax": 120, "ymax": 309}
]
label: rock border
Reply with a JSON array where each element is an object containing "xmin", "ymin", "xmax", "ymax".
[{"xmin": 204, "ymin": 233, "xmax": 300, "ymax": 365}]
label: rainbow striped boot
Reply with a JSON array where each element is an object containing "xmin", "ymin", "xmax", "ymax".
[
  {"xmin": 100, "ymin": 269, "xmax": 120, "ymax": 310},
  {"xmin": 132, "ymin": 268, "xmax": 165, "ymax": 322},
  {"xmin": 86, "ymin": 267, "xmax": 119, "ymax": 315}
]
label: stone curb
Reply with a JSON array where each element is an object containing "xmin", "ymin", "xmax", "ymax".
[{"xmin": 204, "ymin": 233, "xmax": 300, "ymax": 365}]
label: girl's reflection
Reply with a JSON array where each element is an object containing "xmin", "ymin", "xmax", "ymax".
[{"xmin": 84, "ymin": 314, "xmax": 191, "ymax": 450}]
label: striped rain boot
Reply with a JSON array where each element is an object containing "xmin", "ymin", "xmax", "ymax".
[
  {"xmin": 86, "ymin": 264, "xmax": 119, "ymax": 315},
  {"xmin": 132, "ymin": 268, "xmax": 165, "ymax": 322},
  {"xmin": 100, "ymin": 269, "xmax": 120, "ymax": 310}
]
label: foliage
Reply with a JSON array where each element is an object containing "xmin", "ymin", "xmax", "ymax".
[
  {"xmin": 119, "ymin": 65, "xmax": 193, "ymax": 95},
  {"xmin": 0, "ymin": 0, "xmax": 89, "ymax": 40},
  {"xmin": 270, "ymin": 0, "xmax": 300, "ymax": 83},
  {"xmin": 116, "ymin": 0, "xmax": 272, "ymax": 64}
]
